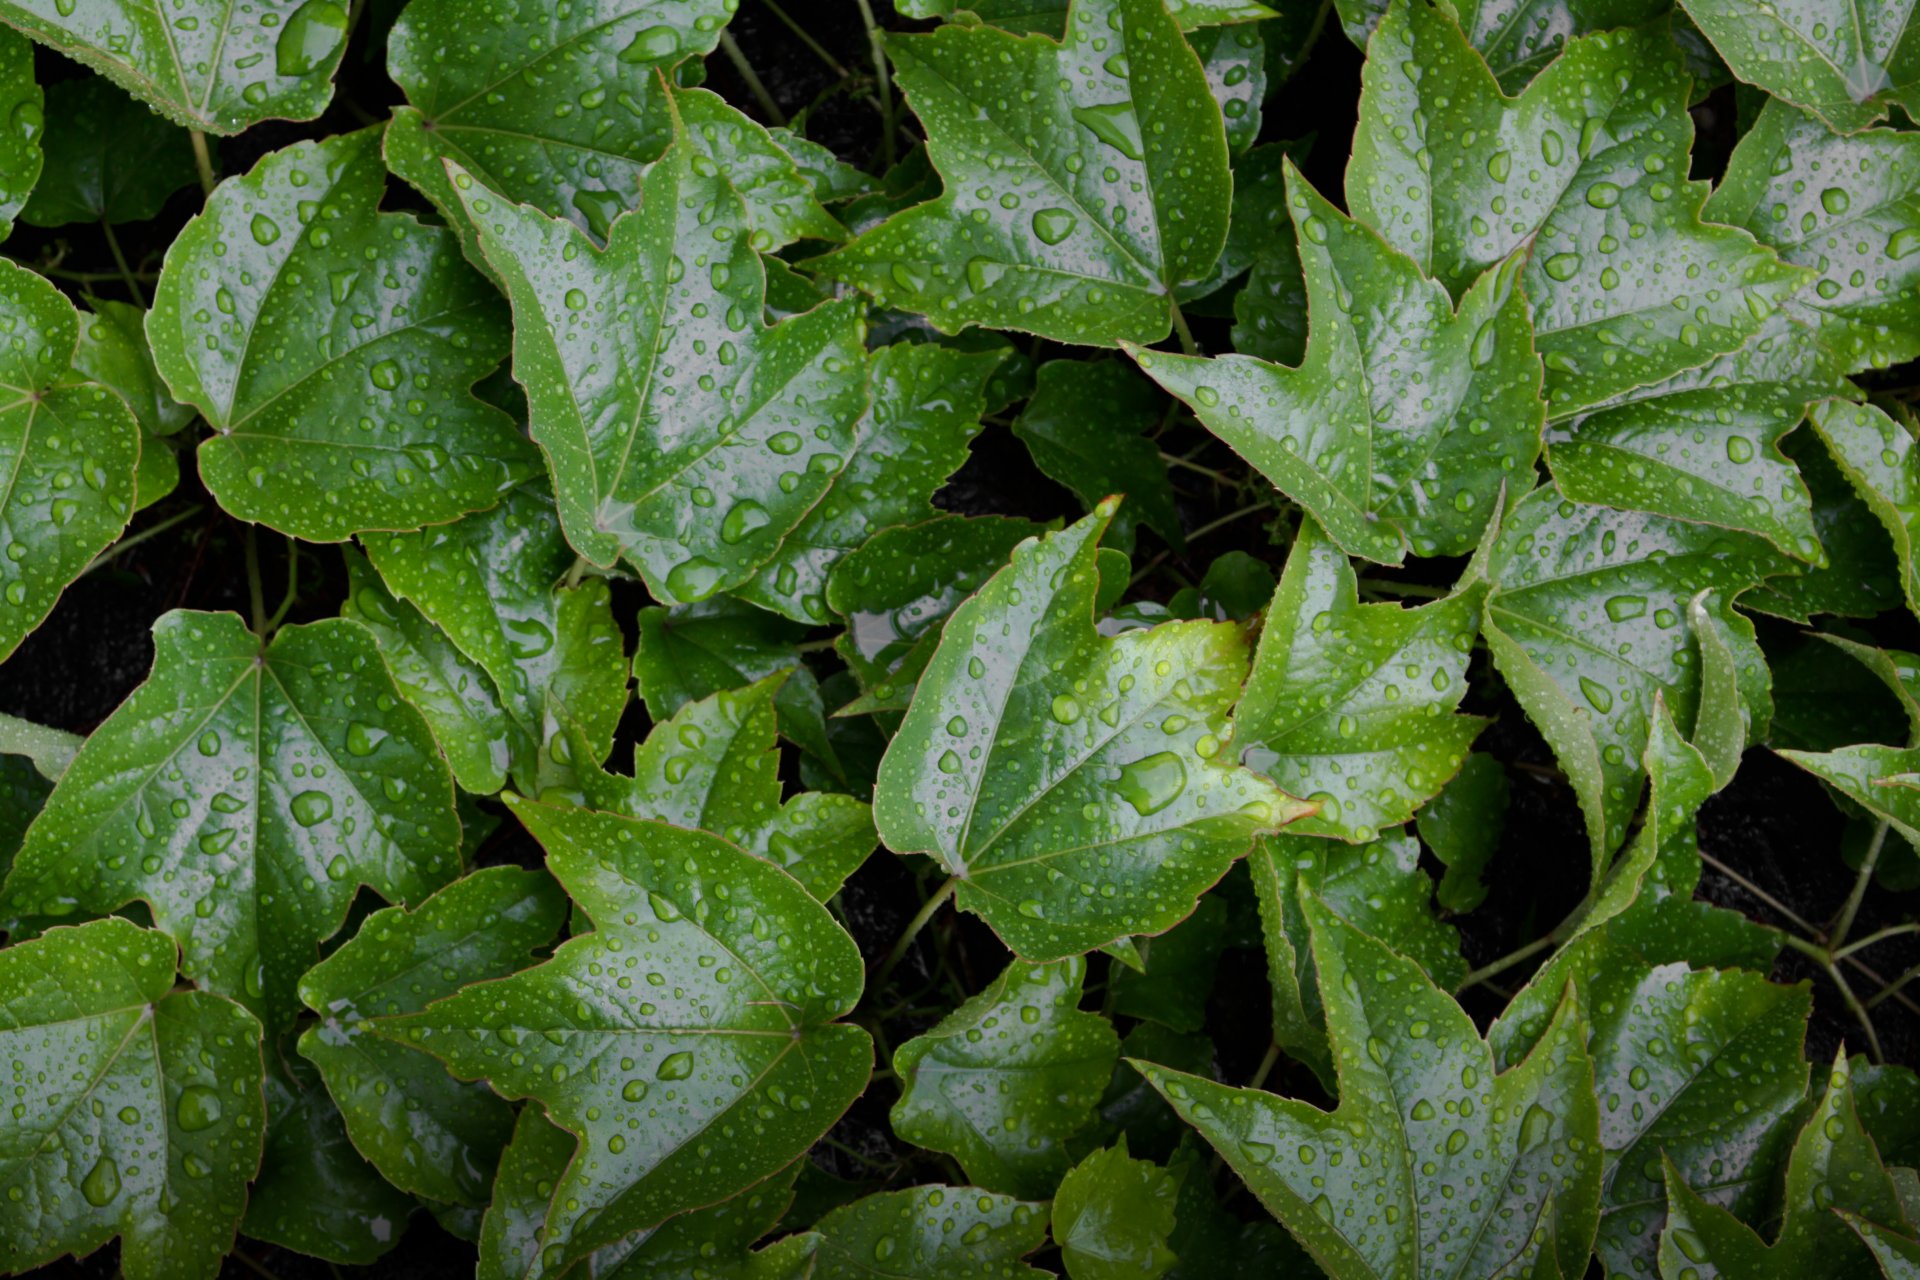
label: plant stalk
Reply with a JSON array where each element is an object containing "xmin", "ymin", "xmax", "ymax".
[
  {"xmin": 189, "ymin": 130, "xmax": 217, "ymax": 196},
  {"xmin": 875, "ymin": 876, "xmax": 956, "ymax": 989},
  {"xmin": 852, "ymin": 0, "xmax": 897, "ymax": 168},
  {"xmin": 719, "ymin": 32, "xmax": 787, "ymax": 125},
  {"xmin": 1829, "ymin": 817, "xmax": 1891, "ymax": 952},
  {"xmin": 100, "ymin": 218, "xmax": 145, "ymax": 306}
]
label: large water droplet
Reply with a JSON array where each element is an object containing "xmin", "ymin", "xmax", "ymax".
[
  {"xmin": 290, "ymin": 790, "xmax": 333, "ymax": 827},
  {"xmin": 619, "ymin": 25, "xmax": 681, "ymax": 64},
  {"xmin": 80, "ymin": 1156, "xmax": 120, "ymax": 1207},
  {"xmin": 276, "ymin": 0, "xmax": 349, "ymax": 77},
  {"xmin": 176, "ymin": 1086, "xmax": 223, "ymax": 1132},
  {"xmin": 656, "ymin": 1050, "xmax": 694, "ymax": 1080},
  {"xmin": 1116, "ymin": 751, "xmax": 1186, "ymax": 816},
  {"xmin": 1071, "ymin": 102, "xmax": 1144, "ymax": 161},
  {"xmin": 1032, "ymin": 208, "xmax": 1077, "ymax": 245}
]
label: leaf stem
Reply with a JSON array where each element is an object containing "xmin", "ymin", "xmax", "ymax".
[
  {"xmin": 1832, "ymin": 921, "xmax": 1920, "ymax": 961},
  {"xmin": 1830, "ymin": 817, "xmax": 1891, "ymax": 952},
  {"xmin": 189, "ymin": 129, "xmax": 217, "ymax": 197},
  {"xmin": 1828, "ymin": 961, "xmax": 1885, "ymax": 1063},
  {"xmin": 1185, "ymin": 502, "xmax": 1266, "ymax": 544},
  {"xmin": 874, "ymin": 876, "xmax": 956, "ymax": 989},
  {"xmin": 1169, "ymin": 302, "xmax": 1199, "ymax": 356},
  {"xmin": 1248, "ymin": 1040, "xmax": 1281, "ymax": 1091},
  {"xmin": 760, "ymin": 0, "xmax": 849, "ymax": 77},
  {"xmin": 84, "ymin": 503, "xmax": 203, "ymax": 576},
  {"xmin": 1454, "ymin": 931, "xmax": 1558, "ymax": 994},
  {"xmin": 1697, "ymin": 848, "xmax": 1820, "ymax": 935},
  {"xmin": 1356, "ymin": 578, "xmax": 1448, "ymax": 600},
  {"xmin": 718, "ymin": 32, "xmax": 787, "ymax": 126},
  {"xmin": 265, "ymin": 537, "xmax": 300, "ymax": 634},
  {"xmin": 1160, "ymin": 451, "xmax": 1235, "ymax": 484},
  {"xmin": 851, "ymin": 0, "xmax": 896, "ymax": 168},
  {"xmin": 244, "ymin": 525, "xmax": 268, "ymax": 638},
  {"xmin": 100, "ymin": 218, "xmax": 145, "ymax": 306}
]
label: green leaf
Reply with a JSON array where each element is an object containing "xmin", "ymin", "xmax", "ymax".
[
  {"xmin": 891, "ymin": 956, "xmax": 1120, "ymax": 1198},
  {"xmin": 0, "ymin": 611, "xmax": 462, "ymax": 1033},
  {"xmin": 1052, "ymin": 1141, "xmax": 1180, "ymax": 1280},
  {"xmin": 361, "ymin": 479, "xmax": 629, "ymax": 794},
  {"xmin": 1481, "ymin": 485, "xmax": 1790, "ymax": 860},
  {"xmin": 1347, "ymin": 1, "xmax": 1812, "ymax": 417},
  {"xmin": 1224, "ymin": 142, "xmax": 1310, "ymax": 365},
  {"xmin": 1248, "ymin": 831, "xmax": 1466, "ymax": 1091},
  {"xmin": 591, "ymin": 1162, "xmax": 817, "ymax": 1279},
  {"xmin": 895, "ymin": 0, "xmax": 1280, "ymax": 31},
  {"xmin": 1707, "ymin": 101, "xmax": 1920, "ymax": 374},
  {"xmin": 1675, "ymin": 0, "xmax": 1920, "ymax": 132},
  {"xmin": 1778, "ymin": 742, "xmax": 1920, "ymax": 852},
  {"xmin": 70, "ymin": 299, "xmax": 194, "ymax": 511},
  {"xmin": 381, "ymin": 798, "xmax": 871, "ymax": 1274},
  {"xmin": 20, "ymin": 75, "xmax": 195, "ymax": 227},
  {"xmin": 1766, "ymin": 632, "xmax": 1913, "ymax": 753},
  {"xmin": 633, "ymin": 596, "xmax": 806, "ymax": 722},
  {"xmin": 0, "ymin": 257, "xmax": 140, "ymax": 665},
  {"xmin": 572, "ymin": 671, "xmax": 877, "ymax": 899},
  {"xmin": 1132, "ymin": 166, "xmax": 1542, "ymax": 564},
  {"xmin": 0, "ymin": 26, "xmax": 38, "ymax": 240},
  {"xmin": 1236, "ymin": 518, "xmax": 1486, "ymax": 840},
  {"xmin": 1415, "ymin": 751, "xmax": 1507, "ymax": 913},
  {"xmin": 812, "ymin": 1184, "xmax": 1050, "ymax": 1279},
  {"xmin": 1439, "ymin": 0, "xmax": 1674, "ymax": 89},
  {"xmin": 1012, "ymin": 359, "xmax": 1183, "ymax": 553},
  {"xmin": 1656, "ymin": 1053, "xmax": 1908, "ymax": 1279},
  {"xmin": 1190, "ymin": 21, "xmax": 1268, "ymax": 157},
  {"xmin": 812, "ymin": 0, "xmax": 1232, "ymax": 348},
  {"xmin": 243, "ymin": 1059, "xmax": 415, "ymax": 1265},
  {"xmin": 872, "ymin": 502, "xmax": 1311, "ymax": 960},
  {"xmin": 1745, "ymin": 428, "xmax": 1904, "ymax": 622},
  {"xmin": 147, "ymin": 127, "xmax": 535, "ymax": 541},
  {"xmin": 0, "ymin": 917, "xmax": 265, "ymax": 1280},
  {"xmin": 451, "ymin": 129, "xmax": 868, "ymax": 604},
  {"xmin": 297, "ymin": 866, "xmax": 566, "ymax": 1206},
  {"xmin": 1847, "ymin": 1214, "xmax": 1920, "ymax": 1280},
  {"xmin": 1110, "ymin": 895, "xmax": 1228, "ymax": 1032},
  {"xmin": 476, "ymin": 1106, "xmax": 574, "ymax": 1280},
  {"xmin": 1811, "ymin": 399, "xmax": 1920, "ymax": 623},
  {"xmin": 1494, "ymin": 950, "xmax": 1811, "ymax": 1280},
  {"xmin": 1138, "ymin": 892, "xmax": 1603, "ymax": 1280},
  {"xmin": 737, "ymin": 341, "xmax": 999, "ymax": 623},
  {"xmin": 0, "ymin": 0, "xmax": 345, "ymax": 133}
]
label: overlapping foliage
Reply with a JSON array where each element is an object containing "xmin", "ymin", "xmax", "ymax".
[{"xmin": 5, "ymin": 0, "xmax": 1920, "ymax": 1276}]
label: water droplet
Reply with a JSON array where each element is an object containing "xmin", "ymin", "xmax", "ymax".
[
  {"xmin": 276, "ymin": 0, "xmax": 349, "ymax": 77},
  {"xmin": 1116, "ymin": 752, "xmax": 1186, "ymax": 816},
  {"xmin": 1604, "ymin": 594, "xmax": 1646, "ymax": 622},
  {"xmin": 1032, "ymin": 208, "xmax": 1077, "ymax": 245},
  {"xmin": 1820, "ymin": 186, "xmax": 1851, "ymax": 216},
  {"xmin": 345, "ymin": 722, "xmax": 387, "ymax": 756},
  {"xmin": 666, "ymin": 556, "xmax": 726, "ymax": 601},
  {"xmin": 1050, "ymin": 693, "xmax": 1081, "ymax": 724},
  {"xmin": 369, "ymin": 359, "xmax": 401, "ymax": 391},
  {"xmin": 1543, "ymin": 253, "xmax": 1581, "ymax": 282},
  {"xmin": 619, "ymin": 25, "xmax": 681, "ymax": 64},
  {"xmin": 720, "ymin": 501, "xmax": 770, "ymax": 545},
  {"xmin": 1579, "ymin": 676, "xmax": 1614, "ymax": 714},
  {"xmin": 657, "ymin": 1051, "xmax": 694, "ymax": 1080},
  {"xmin": 80, "ymin": 1156, "xmax": 120, "ymax": 1207},
  {"xmin": 176, "ymin": 1086, "xmax": 222, "ymax": 1132},
  {"xmin": 1584, "ymin": 181, "xmax": 1620, "ymax": 208},
  {"xmin": 1071, "ymin": 102, "xmax": 1144, "ymax": 161},
  {"xmin": 290, "ymin": 790, "xmax": 333, "ymax": 827},
  {"xmin": 250, "ymin": 213, "xmax": 281, "ymax": 246}
]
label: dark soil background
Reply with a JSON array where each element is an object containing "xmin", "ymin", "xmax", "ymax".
[{"xmin": 7, "ymin": 1, "xmax": 1918, "ymax": 1277}]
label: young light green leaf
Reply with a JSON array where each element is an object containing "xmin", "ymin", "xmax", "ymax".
[
  {"xmin": 0, "ymin": 918, "xmax": 265, "ymax": 1280},
  {"xmin": 737, "ymin": 342, "xmax": 999, "ymax": 623},
  {"xmin": 1416, "ymin": 751, "xmax": 1507, "ymax": 913},
  {"xmin": 1707, "ymin": 101, "xmax": 1920, "ymax": 374},
  {"xmin": 297, "ymin": 867, "xmax": 566, "ymax": 1207},
  {"xmin": 872, "ymin": 502, "xmax": 1312, "ymax": 960},
  {"xmin": 147, "ymin": 127, "xmax": 534, "ymax": 541},
  {"xmin": 813, "ymin": 1184, "xmax": 1050, "ymax": 1279},
  {"xmin": 69, "ymin": 299, "xmax": 194, "ymax": 511},
  {"xmin": 0, "ymin": 27, "xmax": 38, "ymax": 239},
  {"xmin": 1656, "ymin": 1053, "xmax": 1908, "ymax": 1279},
  {"xmin": 1249, "ymin": 831, "xmax": 1467, "ymax": 1091},
  {"xmin": 1140, "ymin": 894, "xmax": 1601, "ymax": 1280},
  {"xmin": 572, "ymin": 672, "xmax": 876, "ymax": 899},
  {"xmin": 891, "ymin": 957, "xmax": 1120, "ymax": 1199},
  {"xmin": 0, "ymin": 257, "xmax": 140, "ymax": 664},
  {"xmin": 1482, "ymin": 486, "xmax": 1791, "ymax": 860},
  {"xmin": 1132, "ymin": 166, "xmax": 1542, "ymax": 564},
  {"xmin": 1675, "ymin": 0, "xmax": 1920, "ymax": 132},
  {"xmin": 20, "ymin": 75, "xmax": 195, "ymax": 227},
  {"xmin": 382, "ymin": 799, "xmax": 871, "ymax": 1275},
  {"xmin": 1012, "ymin": 359, "xmax": 1183, "ymax": 554},
  {"xmin": 1348, "ymin": 1, "xmax": 1812, "ymax": 417},
  {"xmin": 1052, "ymin": 1141, "xmax": 1180, "ymax": 1280},
  {"xmin": 0, "ymin": 712, "xmax": 75, "ymax": 783},
  {"xmin": 477, "ymin": 1107, "xmax": 575, "ymax": 1280},
  {"xmin": 1811, "ymin": 399, "xmax": 1920, "ymax": 623},
  {"xmin": 0, "ymin": 0, "xmax": 346, "ymax": 133},
  {"xmin": 1690, "ymin": 588, "xmax": 1771, "ymax": 789},
  {"xmin": 633, "ymin": 596, "xmax": 807, "ymax": 721},
  {"xmin": 1236, "ymin": 518, "xmax": 1486, "ymax": 840},
  {"xmin": 242, "ymin": 1060, "xmax": 415, "ymax": 1265},
  {"xmin": 451, "ymin": 131, "xmax": 868, "ymax": 604},
  {"xmin": 811, "ymin": 0, "xmax": 1232, "ymax": 347},
  {"xmin": 0, "ymin": 611, "xmax": 462, "ymax": 1033}
]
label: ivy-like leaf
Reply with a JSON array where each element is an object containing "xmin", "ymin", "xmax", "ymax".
[
  {"xmin": 872, "ymin": 502, "xmax": 1311, "ymax": 960},
  {"xmin": 297, "ymin": 866, "xmax": 566, "ymax": 1207},
  {"xmin": 0, "ymin": 611, "xmax": 462, "ymax": 1032},
  {"xmin": 737, "ymin": 341, "xmax": 999, "ymax": 623},
  {"xmin": 1416, "ymin": 751, "xmax": 1507, "ymax": 912},
  {"xmin": 0, "ymin": 0, "xmax": 346, "ymax": 133},
  {"xmin": 69, "ymin": 299, "xmax": 194, "ymax": 511},
  {"xmin": 1676, "ymin": 0, "xmax": 1920, "ymax": 132},
  {"xmin": 1746, "ymin": 429, "xmax": 1904, "ymax": 622},
  {"xmin": 451, "ymin": 124, "xmax": 868, "ymax": 605},
  {"xmin": 1235, "ymin": 518, "xmax": 1486, "ymax": 840},
  {"xmin": 891, "ymin": 957, "xmax": 1120, "ymax": 1198},
  {"xmin": 1812, "ymin": 399, "xmax": 1920, "ymax": 623},
  {"xmin": 1012, "ymin": 359, "xmax": 1183, "ymax": 554},
  {"xmin": 1140, "ymin": 892, "xmax": 1602, "ymax": 1280},
  {"xmin": 1223, "ymin": 142, "xmax": 1309, "ymax": 365},
  {"xmin": 572, "ymin": 672, "xmax": 876, "ymax": 899},
  {"xmin": 1657, "ymin": 1053, "xmax": 1908, "ymax": 1278},
  {"xmin": 812, "ymin": 1184, "xmax": 1050, "ymax": 1279},
  {"xmin": 382, "ymin": 799, "xmax": 871, "ymax": 1275},
  {"xmin": 0, "ymin": 918, "xmax": 265, "ymax": 1280},
  {"xmin": 812, "ymin": 0, "xmax": 1232, "ymax": 348},
  {"xmin": 1132, "ymin": 166, "xmax": 1541, "ymax": 564},
  {"xmin": 1779, "ymin": 741, "xmax": 1920, "ymax": 852},
  {"xmin": 0, "ymin": 257, "xmax": 139, "ymax": 664},
  {"xmin": 20, "ymin": 74, "xmax": 195, "ymax": 227},
  {"xmin": 1440, "ymin": 0, "xmax": 1672, "ymax": 88},
  {"xmin": 1481, "ymin": 486, "xmax": 1789, "ymax": 860},
  {"xmin": 1051, "ymin": 1141, "xmax": 1179, "ymax": 1280},
  {"xmin": 895, "ymin": 0, "xmax": 1281, "ymax": 32},
  {"xmin": 591, "ymin": 1164, "xmax": 819, "ymax": 1279},
  {"xmin": 1249, "ymin": 831, "xmax": 1467, "ymax": 1091},
  {"xmin": 634, "ymin": 596, "xmax": 807, "ymax": 722},
  {"xmin": 1347, "ymin": 0, "xmax": 1811, "ymax": 417},
  {"xmin": 1848, "ymin": 1215, "xmax": 1920, "ymax": 1279},
  {"xmin": 148, "ymin": 127, "xmax": 534, "ymax": 541},
  {"xmin": 0, "ymin": 27, "xmax": 38, "ymax": 240}
]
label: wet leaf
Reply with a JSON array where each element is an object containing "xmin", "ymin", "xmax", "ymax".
[
  {"xmin": 1012, "ymin": 358, "xmax": 1183, "ymax": 554},
  {"xmin": 68, "ymin": 299, "xmax": 193, "ymax": 511},
  {"xmin": 1811, "ymin": 399, "xmax": 1920, "ymax": 624},
  {"xmin": 1415, "ymin": 751, "xmax": 1507, "ymax": 913},
  {"xmin": 812, "ymin": 1184, "xmax": 1050, "ymax": 1279},
  {"xmin": 1051, "ymin": 1141, "xmax": 1179, "ymax": 1280},
  {"xmin": 1676, "ymin": 0, "xmax": 1920, "ymax": 131},
  {"xmin": 20, "ymin": 74, "xmax": 194, "ymax": 227}
]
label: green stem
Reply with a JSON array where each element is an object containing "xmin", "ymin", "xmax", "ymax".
[
  {"xmin": 1828, "ymin": 962, "xmax": 1885, "ymax": 1063},
  {"xmin": 1169, "ymin": 302, "xmax": 1199, "ymax": 356},
  {"xmin": 1698, "ymin": 849, "xmax": 1820, "ymax": 936},
  {"xmin": 244, "ymin": 525, "xmax": 268, "ymax": 638},
  {"xmin": 719, "ymin": 32, "xmax": 787, "ymax": 125},
  {"xmin": 1830, "ymin": 818, "xmax": 1891, "ymax": 951},
  {"xmin": 874, "ymin": 876, "xmax": 956, "ymax": 989},
  {"xmin": 189, "ymin": 129, "xmax": 216, "ymax": 197},
  {"xmin": 264, "ymin": 538, "xmax": 300, "ymax": 634},
  {"xmin": 1185, "ymin": 502, "xmax": 1266, "ymax": 544},
  {"xmin": 1832, "ymin": 921, "xmax": 1920, "ymax": 961},
  {"xmin": 1248, "ymin": 1041, "xmax": 1281, "ymax": 1091},
  {"xmin": 100, "ymin": 218, "xmax": 145, "ymax": 306},
  {"xmin": 564, "ymin": 555, "xmax": 588, "ymax": 589},
  {"xmin": 1870, "ymin": 960, "xmax": 1920, "ymax": 1009},
  {"xmin": 852, "ymin": 0, "xmax": 897, "ymax": 168},
  {"xmin": 760, "ymin": 0, "xmax": 849, "ymax": 77},
  {"xmin": 84, "ymin": 503, "xmax": 203, "ymax": 576},
  {"xmin": 230, "ymin": 1253, "xmax": 283, "ymax": 1280},
  {"xmin": 1454, "ymin": 931, "xmax": 1558, "ymax": 994},
  {"xmin": 1160, "ymin": 451, "xmax": 1235, "ymax": 484}
]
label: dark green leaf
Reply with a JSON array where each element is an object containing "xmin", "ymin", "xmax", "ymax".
[
  {"xmin": 1051, "ymin": 1141, "xmax": 1179, "ymax": 1280},
  {"xmin": 1012, "ymin": 359, "xmax": 1183, "ymax": 553},
  {"xmin": 1415, "ymin": 751, "xmax": 1507, "ymax": 913},
  {"xmin": 813, "ymin": 1184, "xmax": 1050, "ymax": 1279},
  {"xmin": 20, "ymin": 75, "xmax": 195, "ymax": 227}
]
